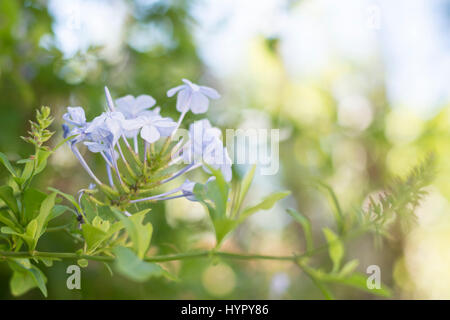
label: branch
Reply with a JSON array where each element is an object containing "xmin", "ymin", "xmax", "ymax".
[
  {"xmin": 0, "ymin": 250, "xmax": 298, "ymax": 263},
  {"xmin": 0, "ymin": 224, "xmax": 371, "ymax": 265}
]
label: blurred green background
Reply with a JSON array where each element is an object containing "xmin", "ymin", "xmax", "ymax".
[{"xmin": 0, "ymin": 0, "xmax": 449, "ymax": 299}]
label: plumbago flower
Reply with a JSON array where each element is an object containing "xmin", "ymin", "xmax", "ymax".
[
  {"xmin": 178, "ymin": 119, "xmax": 232, "ymax": 181},
  {"xmin": 138, "ymin": 114, "xmax": 177, "ymax": 144},
  {"xmin": 115, "ymin": 94, "xmax": 158, "ymax": 119},
  {"xmin": 167, "ymin": 78, "xmax": 220, "ymax": 114},
  {"xmin": 115, "ymin": 94, "xmax": 162, "ymax": 152},
  {"xmin": 62, "ymin": 80, "xmax": 231, "ymax": 213}
]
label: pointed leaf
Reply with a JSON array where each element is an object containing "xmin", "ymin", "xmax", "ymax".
[
  {"xmin": 0, "ymin": 186, "xmax": 19, "ymax": 215},
  {"xmin": 113, "ymin": 246, "xmax": 174, "ymax": 282},
  {"xmin": 0, "ymin": 152, "xmax": 17, "ymax": 177},
  {"xmin": 23, "ymin": 188, "xmax": 47, "ymax": 222},
  {"xmin": 48, "ymin": 187, "xmax": 82, "ymax": 212},
  {"xmin": 339, "ymin": 259, "xmax": 359, "ymax": 277},
  {"xmin": 8, "ymin": 261, "xmax": 47, "ymax": 297},
  {"xmin": 10, "ymin": 271, "xmax": 36, "ymax": 296},
  {"xmin": 287, "ymin": 208, "xmax": 314, "ymax": 251},
  {"xmin": 113, "ymin": 209, "xmax": 152, "ymax": 259},
  {"xmin": 323, "ymin": 272, "xmax": 391, "ymax": 297},
  {"xmin": 238, "ymin": 191, "xmax": 290, "ymax": 223},
  {"xmin": 235, "ymin": 164, "xmax": 256, "ymax": 214},
  {"xmin": 323, "ymin": 228, "xmax": 344, "ymax": 273}
]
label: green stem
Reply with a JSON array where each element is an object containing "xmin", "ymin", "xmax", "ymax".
[
  {"xmin": 46, "ymin": 225, "xmax": 72, "ymax": 232},
  {"xmin": 0, "ymin": 250, "xmax": 298, "ymax": 263},
  {"xmin": 0, "ymin": 223, "xmax": 371, "ymax": 267}
]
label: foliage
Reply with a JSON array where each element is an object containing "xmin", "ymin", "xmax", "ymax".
[
  {"xmin": 286, "ymin": 155, "xmax": 437, "ymax": 299},
  {"xmin": 0, "ymin": 107, "xmax": 435, "ymax": 298},
  {"xmin": 0, "ymin": 107, "xmax": 71, "ymax": 296},
  {"xmin": 0, "ymin": 1, "xmax": 445, "ymax": 300}
]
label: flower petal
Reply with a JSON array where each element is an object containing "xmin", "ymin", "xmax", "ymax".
[
  {"xmin": 190, "ymin": 92, "xmax": 209, "ymax": 114},
  {"xmin": 63, "ymin": 106, "xmax": 86, "ymax": 126},
  {"xmin": 155, "ymin": 118, "xmax": 177, "ymax": 137},
  {"xmin": 84, "ymin": 141, "xmax": 107, "ymax": 153},
  {"xmin": 115, "ymin": 95, "xmax": 135, "ymax": 116},
  {"xmin": 140, "ymin": 125, "xmax": 161, "ymax": 143},
  {"xmin": 200, "ymin": 86, "xmax": 220, "ymax": 99},
  {"xmin": 176, "ymin": 88, "xmax": 192, "ymax": 113},
  {"xmin": 167, "ymin": 85, "xmax": 185, "ymax": 97},
  {"xmin": 135, "ymin": 95, "xmax": 156, "ymax": 112}
]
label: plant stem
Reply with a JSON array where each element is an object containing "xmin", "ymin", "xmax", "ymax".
[
  {"xmin": 0, "ymin": 250, "xmax": 298, "ymax": 263},
  {"xmin": 0, "ymin": 224, "xmax": 370, "ymax": 266}
]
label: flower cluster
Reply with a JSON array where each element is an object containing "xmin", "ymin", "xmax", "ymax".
[{"xmin": 63, "ymin": 79, "xmax": 230, "ymax": 210}]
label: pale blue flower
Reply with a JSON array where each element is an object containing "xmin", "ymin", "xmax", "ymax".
[
  {"xmin": 180, "ymin": 119, "xmax": 232, "ymax": 181},
  {"xmin": 181, "ymin": 119, "xmax": 222, "ymax": 163},
  {"xmin": 63, "ymin": 107, "xmax": 86, "ymax": 127},
  {"xmin": 85, "ymin": 111, "xmax": 127, "ymax": 147},
  {"xmin": 115, "ymin": 94, "xmax": 161, "ymax": 138},
  {"xmin": 84, "ymin": 133, "xmax": 113, "ymax": 153},
  {"xmin": 139, "ymin": 115, "xmax": 177, "ymax": 143},
  {"xmin": 63, "ymin": 107, "xmax": 90, "ymax": 144},
  {"xmin": 115, "ymin": 94, "xmax": 159, "ymax": 119},
  {"xmin": 167, "ymin": 79, "xmax": 220, "ymax": 114}
]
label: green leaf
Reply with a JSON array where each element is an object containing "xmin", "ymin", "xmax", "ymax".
[
  {"xmin": 339, "ymin": 259, "xmax": 359, "ymax": 277},
  {"xmin": 195, "ymin": 169, "xmax": 290, "ymax": 247},
  {"xmin": 20, "ymin": 161, "xmax": 35, "ymax": 182},
  {"xmin": 193, "ymin": 181, "xmax": 234, "ymax": 246},
  {"xmin": 23, "ymin": 188, "xmax": 47, "ymax": 222},
  {"xmin": 25, "ymin": 219, "xmax": 38, "ymax": 241},
  {"xmin": 205, "ymin": 165, "xmax": 230, "ymax": 204},
  {"xmin": 212, "ymin": 218, "xmax": 237, "ymax": 246},
  {"xmin": 10, "ymin": 271, "xmax": 38, "ymax": 297},
  {"xmin": 8, "ymin": 261, "xmax": 47, "ymax": 297},
  {"xmin": 3, "ymin": 220, "xmax": 36, "ymax": 250},
  {"xmin": 34, "ymin": 148, "xmax": 52, "ymax": 175},
  {"xmin": 315, "ymin": 182, "xmax": 344, "ymax": 233},
  {"xmin": 0, "ymin": 186, "xmax": 19, "ymax": 215},
  {"xmin": 26, "ymin": 266, "xmax": 48, "ymax": 297},
  {"xmin": 0, "ymin": 209, "xmax": 19, "ymax": 229},
  {"xmin": 287, "ymin": 208, "xmax": 314, "ymax": 251},
  {"xmin": 48, "ymin": 204, "xmax": 72, "ymax": 222},
  {"xmin": 19, "ymin": 193, "xmax": 57, "ymax": 250},
  {"xmin": 77, "ymin": 259, "xmax": 89, "ymax": 268},
  {"xmin": 113, "ymin": 246, "xmax": 174, "ymax": 282},
  {"xmin": 82, "ymin": 216, "xmax": 123, "ymax": 253},
  {"xmin": 113, "ymin": 209, "xmax": 152, "ymax": 259},
  {"xmin": 16, "ymin": 159, "xmax": 33, "ymax": 164},
  {"xmin": 35, "ymin": 193, "xmax": 56, "ymax": 238},
  {"xmin": 235, "ymin": 164, "xmax": 256, "ymax": 214},
  {"xmin": 97, "ymin": 205, "xmax": 116, "ymax": 222},
  {"xmin": 238, "ymin": 191, "xmax": 291, "ymax": 223},
  {"xmin": 1, "ymin": 226, "xmax": 28, "ymax": 238},
  {"xmin": 0, "ymin": 152, "xmax": 17, "ymax": 177},
  {"xmin": 48, "ymin": 187, "xmax": 82, "ymax": 213},
  {"xmin": 92, "ymin": 215, "xmax": 110, "ymax": 232},
  {"xmin": 203, "ymin": 166, "xmax": 230, "ymax": 220},
  {"xmin": 82, "ymin": 221, "xmax": 108, "ymax": 253},
  {"xmin": 323, "ymin": 272, "xmax": 392, "ymax": 297},
  {"xmin": 323, "ymin": 228, "xmax": 344, "ymax": 273},
  {"xmin": 81, "ymin": 197, "xmax": 97, "ymax": 223}
]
